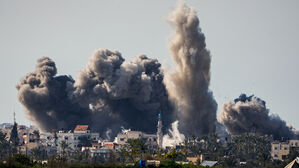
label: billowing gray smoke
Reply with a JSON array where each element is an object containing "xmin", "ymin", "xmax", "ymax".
[
  {"xmin": 17, "ymin": 50, "xmax": 173, "ymax": 138},
  {"xmin": 17, "ymin": 1, "xmax": 235, "ymax": 139},
  {"xmin": 164, "ymin": 1, "xmax": 217, "ymax": 136},
  {"xmin": 16, "ymin": 57, "xmax": 92, "ymax": 131},
  {"xmin": 219, "ymin": 94, "xmax": 295, "ymax": 140}
]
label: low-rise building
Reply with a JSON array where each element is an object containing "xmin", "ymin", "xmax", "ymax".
[
  {"xmin": 116, "ymin": 130, "xmax": 158, "ymax": 151},
  {"xmin": 19, "ymin": 142, "xmax": 40, "ymax": 155},
  {"xmin": 271, "ymin": 140, "xmax": 299, "ymax": 161},
  {"xmin": 1, "ymin": 123, "xmax": 38, "ymax": 145},
  {"xmin": 56, "ymin": 125, "xmax": 100, "ymax": 152}
]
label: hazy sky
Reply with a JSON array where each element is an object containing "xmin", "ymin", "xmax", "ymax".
[{"xmin": 1, "ymin": 0, "xmax": 299, "ymax": 129}]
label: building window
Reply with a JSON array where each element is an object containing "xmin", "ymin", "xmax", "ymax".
[
  {"xmin": 120, "ymin": 138, "xmax": 124, "ymax": 141},
  {"xmin": 274, "ymin": 154, "xmax": 278, "ymax": 157},
  {"xmin": 274, "ymin": 147, "xmax": 278, "ymax": 150},
  {"xmin": 284, "ymin": 147, "xmax": 288, "ymax": 150},
  {"xmin": 296, "ymin": 142, "xmax": 298, "ymax": 146},
  {"xmin": 65, "ymin": 137, "xmax": 68, "ymax": 140}
]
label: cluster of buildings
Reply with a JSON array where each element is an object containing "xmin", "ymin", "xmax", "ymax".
[
  {"xmin": 0, "ymin": 123, "xmax": 162, "ymax": 160},
  {"xmin": 1, "ymin": 113, "xmax": 299, "ymax": 165},
  {"xmin": 0, "ymin": 113, "xmax": 165, "ymax": 162}
]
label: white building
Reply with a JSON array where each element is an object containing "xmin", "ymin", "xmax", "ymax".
[
  {"xmin": 56, "ymin": 125, "xmax": 100, "ymax": 153},
  {"xmin": 73, "ymin": 125, "xmax": 100, "ymax": 143},
  {"xmin": 116, "ymin": 130, "xmax": 158, "ymax": 150}
]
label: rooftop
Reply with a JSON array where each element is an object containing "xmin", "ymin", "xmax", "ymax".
[{"xmin": 74, "ymin": 125, "xmax": 90, "ymax": 132}]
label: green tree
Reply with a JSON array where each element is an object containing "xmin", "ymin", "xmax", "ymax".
[
  {"xmin": 184, "ymin": 133, "xmax": 224, "ymax": 159},
  {"xmin": 33, "ymin": 130, "xmax": 40, "ymax": 142},
  {"xmin": 47, "ymin": 155, "xmax": 67, "ymax": 168},
  {"xmin": 164, "ymin": 148, "xmax": 185, "ymax": 161},
  {"xmin": 229, "ymin": 133, "xmax": 272, "ymax": 167},
  {"xmin": 30, "ymin": 147, "xmax": 47, "ymax": 161},
  {"xmin": 60, "ymin": 140, "xmax": 69, "ymax": 157},
  {"xmin": 78, "ymin": 135, "xmax": 92, "ymax": 147},
  {"xmin": 0, "ymin": 131, "xmax": 10, "ymax": 160},
  {"xmin": 7, "ymin": 154, "xmax": 33, "ymax": 167},
  {"xmin": 285, "ymin": 147, "xmax": 299, "ymax": 164},
  {"xmin": 9, "ymin": 122, "xmax": 19, "ymax": 154},
  {"xmin": 120, "ymin": 138, "xmax": 148, "ymax": 163},
  {"xmin": 118, "ymin": 145, "xmax": 130, "ymax": 164}
]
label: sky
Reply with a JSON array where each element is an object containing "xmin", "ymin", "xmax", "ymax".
[{"xmin": 0, "ymin": 0, "xmax": 299, "ymax": 129}]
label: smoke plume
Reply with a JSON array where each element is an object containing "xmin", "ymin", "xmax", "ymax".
[
  {"xmin": 17, "ymin": 50, "xmax": 173, "ymax": 137},
  {"xmin": 17, "ymin": 1, "xmax": 219, "ymax": 138},
  {"xmin": 164, "ymin": 1, "xmax": 217, "ymax": 136},
  {"xmin": 219, "ymin": 94, "xmax": 295, "ymax": 140},
  {"xmin": 162, "ymin": 120, "xmax": 185, "ymax": 148},
  {"xmin": 16, "ymin": 57, "xmax": 92, "ymax": 131}
]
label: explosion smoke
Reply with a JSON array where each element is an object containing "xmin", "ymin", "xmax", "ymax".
[
  {"xmin": 162, "ymin": 120, "xmax": 185, "ymax": 148},
  {"xmin": 17, "ymin": 51, "xmax": 173, "ymax": 137},
  {"xmin": 219, "ymin": 94, "xmax": 295, "ymax": 140},
  {"xmin": 164, "ymin": 1, "xmax": 217, "ymax": 136},
  {"xmin": 16, "ymin": 1, "xmax": 219, "ymax": 139}
]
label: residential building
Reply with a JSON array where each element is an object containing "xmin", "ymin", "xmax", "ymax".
[
  {"xmin": 56, "ymin": 125, "xmax": 100, "ymax": 152},
  {"xmin": 73, "ymin": 125, "xmax": 99, "ymax": 143},
  {"xmin": 271, "ymin": 140, "xmax": 299, "ymax": 161},
  {"xmin": 0, "ymin": 123, "xmax": 37, "ymax": 144},
  {"xmin": 116, "ymin": 130, "xmax": 158, "ymax": 150},
  {"xmin": 57, "ymin": 130, "xmax": 76, "ymax": 152},
  {"xmin": 19, "ymin": 142, "xmax": 40, "ymax": 155}
]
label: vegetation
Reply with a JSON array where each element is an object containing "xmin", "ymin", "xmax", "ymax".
[
  {"xmin": 78, "ymin": 135, "xmax": 92, "ymax": 147},
  {"xmin": 0, "ymin": 130, "xmax": 298, "ymax": 168},
  {"xmin": 118, "ymin": 139, "xmax": 148, "ymax": 163},
  {"xmin": 33, "ymin": 130, "xmax": 40, "ymax": 142},
  {"xmin": 0, "ymin": 131, "xmax": 10, "ymax": 160},
  {"xmin": 9, "ymin": 122, "xmax": 20, "ymax": 154},
  {"xmin": 30, "ymin": 147, "xmax": 47, "ymax": 161}
]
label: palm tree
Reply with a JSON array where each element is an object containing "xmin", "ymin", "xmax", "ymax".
[{"xmin": 231, "ymin": 133, "xmax": 271, "ymax": 166}]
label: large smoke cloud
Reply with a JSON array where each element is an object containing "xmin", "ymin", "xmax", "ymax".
[
  {"xmin": 16, "ymin": 57, "xmax": 92, "ymax": 131},
  {"xmin": 219, "ymin": 94, "xmax": 295, "ymax": 140},
  {"xmin": 17, "ymin": 1, "xmax": 218, "ymax": 138},
  {"xmin": 17, "ymin": 50, "xmax": 173, "ymax": 138},
  {"xmin": 164, "ymin": 1, "xmax": 217, "ymax": 136}
]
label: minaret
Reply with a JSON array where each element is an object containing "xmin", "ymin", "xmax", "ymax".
[
  {"xmin": 13, "ymin": 110, "xmax": 16, "ymax": 124},
  {"xmin": 157, "ymin": 113, "xmax": 163, "ymax": 149}
]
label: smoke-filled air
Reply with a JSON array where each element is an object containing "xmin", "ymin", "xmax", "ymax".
[
  {"xmin": 164, "ymin": 1, "xmax": 217, "ymax": 136},
  {"xmin": 17, "ymin": 52, "xmax": 173, "ymax": 138},
  {"xmin": 219, "ymin": 94, "xmax": 295, "ymax": 140},
  {"xmin": 16, "ymin": 1, "xmax": 295, "ymax": 141}
]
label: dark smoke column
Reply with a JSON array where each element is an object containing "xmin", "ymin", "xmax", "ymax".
[
  {"xmin": 16, "ymin": 51, "xmax": 173, "ymax": 137},
  {"xmin": 219, "ymin": 94, "xmax": 295, "ymax": 140},
  {"xmin": 16, "ymin": 57, "xmax": 92, "ymax": 132},
  {"xmin": 164, "ymin": 2, "xmax": 217, "ymax": 136}
]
